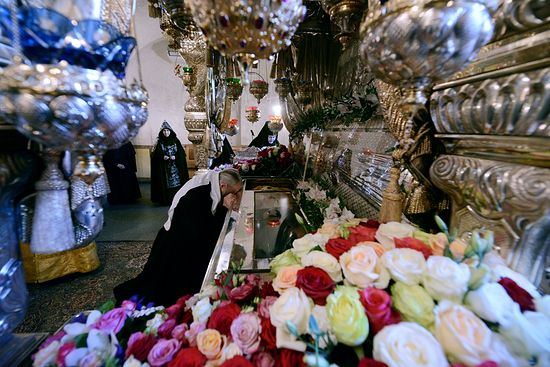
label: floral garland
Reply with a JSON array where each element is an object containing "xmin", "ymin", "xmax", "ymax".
[{"xmin": 32, "ymin": 183, "xmax": 550, "ymax": 367}]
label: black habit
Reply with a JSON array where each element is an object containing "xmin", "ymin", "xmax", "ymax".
[
  {"xmin": 150, "ymin": 126, "xmax": 189, "ymax": 205},
  {"xmin": 249, "ymin": 121, "xmax": 278, "ymax": 148},
  {"xmin": 113, "ymin": 182, "xmax": 228, "ymax": 306},
  {"xmin": 103, "ymin": 142, "xmax": 141, "ymax": 205},
  {"xmin": 210, "ymin": 137, "xmax": 235, "ymax": 169}
]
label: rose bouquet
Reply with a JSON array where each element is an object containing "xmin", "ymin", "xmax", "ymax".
[
  {"xmin": 267, "ymin": 217, "xmax": 550, "ymax": 367},
  {"xmin": 33, "ymin": 179, "xmax": 550, "ymax": 367},
  {"xmin": 234, "ymin": 145, "xmax": 293, "ymax": 177}
]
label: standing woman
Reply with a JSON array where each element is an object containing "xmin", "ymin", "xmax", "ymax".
[{"xmin": 150, "ymin": 121, "xmax": 189, "ymax": 205}]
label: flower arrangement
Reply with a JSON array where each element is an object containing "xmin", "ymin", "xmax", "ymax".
[
  {"xmin": 229, "ymin": 119, "xmax": 239, "ymax": 127},
  {"xmin": 33, "ymin": 182, "xmax": 550, "ymax": 367},
  {"xmin": 233, "ymin": 145, "xmax": 293, "ymax": 177}
]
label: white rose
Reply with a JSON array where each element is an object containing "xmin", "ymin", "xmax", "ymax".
[
  {"xmin": 33, "ymin": 341, "xmax": 60, "ymax": 367},
  {"xmin": 340, "ymin": 245, "xmax": 389, "ymax": 289},
  {"xmin": 310, "ymin": 305, "xmax": 337, "ymax": 348},
  {"xmin": 63, "ymin": 322, "xmax": 89, "ymax": 336},
  {"xmin": 317, "ymin": 222, "xmax": 341, "ymax": 239},
  {"xmin": 434, "ymin": 300, "xmax": 515, "ymax": 366},
  {"xmin": 375, "ymin": 222, "xmax": 416, "ymax": 249},
  {"xmin": 536, "ymin": 295, "xmax": 550, "ymax": 319},
  {"xmin": 65, "ymin": 348, "xmax": 89, "ymax": 367},
  {"xmin": 324, "ymin": 199, "xmax": 342, "ymax": 220},
  {"xmin": 86, "ymin": 310, "xmax": 102, "ymax": 326},
  {"xmin": 500, "ymin": 311, "xmax": 550, "ymax": 360},
  {"xmin": 491, "ymin": 265, "xmax": 541, "ymax": 299},
  {"xmin": 302, "ymin": 250, "xmax": 342, "ymax": 283},
  {"xmin": 123, "ymin": 355, "xmax": 150, "ymax": 367},
  {"xmin": 465, "ymin": 282, "xmax": 520, "ymax": 327},
  {"xmin": 192, "ymin": 297, "xmax": 212, "ymax": 324},
  {"xmin": 373, "ymin": 322, "xmax": 449, "ymax": 367},
  {"xmin": 270, "ymin": 287, "xmax": 313, "ymax": 337},
  {"xmin": 87, "ymin": 329, "xmax": 110, "ymax": 353},
  {"xmin": 422, "ymin": 256, "xmax": 470, "ymax": 303},
  {"xmin": 382, "ymin": 248, "xmax": 426, "ymax": 285},
  {"xmin": 292, "ymin": 233, "xmax": 329, "ymax": 259}
]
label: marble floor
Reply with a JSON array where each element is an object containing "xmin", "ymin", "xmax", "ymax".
[{"xmin": 96, "ymin": 181, "xmax": 168, "ymax": 242}]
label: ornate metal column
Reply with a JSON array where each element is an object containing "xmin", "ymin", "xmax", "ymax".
[
  {"xmin": 179, "ymin": 32, "xmax": 210, "ymax": 173},
  {"xmin": 429, "ymin": 0, "xmax": 550, "ymax": 291}
]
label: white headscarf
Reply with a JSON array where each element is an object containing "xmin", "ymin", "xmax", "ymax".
[{"xmin": 163, "ymin": 170, "xmax": 221, "ymax": 231}]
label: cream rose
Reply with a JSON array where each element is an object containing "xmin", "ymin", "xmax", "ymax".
[
  {"xmin": 302, "ymin": 250, "xmax": 343, "ymax": 283},
  {"xmin": 536, "ymin": 295, "xmax": 550, "ymax": 319},
  {"xmin": 434, "ymin": 300, "xmax": 517, "ymax": 366},
  {"xmin": 373, "ymin": 322, "xmax": 449, "ymax": 367},
  {"xmin": 272, "ymin": 265, "xmax": 303, "ymax": 294},
  {"xmin": 375, "ymin": 221, "xmax": 416, "ymax": 249},
  {"xmin": 422, "ymin": 256, "xmax": 470, "ymax": 303},
  {"xmin": 382, "ymin": 248, "xmax": 426, "ymax": 285},
  {"xmin": 197, "ymin": 329, "xmax": 226, "ymax": 360},
  {"xmin": 500, "ymin": 310, "xmax": 550, "ymax": 360},
  {"xmin": 270, "ymin": 287, "xmax": 313, "ymax": 335},
  {"xmin": 292, "ymin": 233, "xmax": 330, "ymax": 259},
  {"xmin": 317, "ymin": 222, "xmax": 341, "ymax": 239},
  {"xmin": 465, "ymin": 282, "xmax": 519, "ymax": 327},
  {"xmin": 192, "ymin": 297, "xmax": 213, "ymax": 324},
  {"xmin": 356, "ymin": 241, "xmax": 386, "ymax": 257},
  {"xmin": 340, "ymin": 245, "xmax": 389, "ymax": 289}
]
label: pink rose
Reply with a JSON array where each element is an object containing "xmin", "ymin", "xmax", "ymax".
[
  {"xmin": 172, "ymin": 323, "xmax": 189, "ymax": 341},
  {"xmin": 185, "ymin": 321, "xmax": 207, "ymax": 347},
  {"xmin": 121, "ymin": 300, "xmax": 137, "ymax": 312},
  {"xmin": 158, "ymin": 319, "xmax": 177, "ymax": 339},
  {"xmin": 230, "ymin": 283, "xmax": 256, "ymax": 303},
  {"xmin": 148, "ymin": 339, "xmax": 182, "ymax": 367},
  {"xmin": 56, "ymin": 342, "xmax": 75, "ymax": 367},
  {"xmin": 166, "ymin": 304, "xmax": 183, "ymax": 321},
  {"xmin": 252, "ymin": 351, "xmax": 275, "ymax": 367},
  {"xmin": 230, "ymin": 312, "xmax": 262, "ymax": 355},
  {"xmin": 126, "ymin": 332, "xmax": 157, "ymax": 361},
  {"xmin": 42, "ymin": 331, "xmax": 66, "ymax": 350},
  {"xmin": 257, "ymin": 296, "xmax": 278, "ymax": 319},
  {"xmin": 93, "ymin": 308, "xmax": 127, "ymax": 334}
]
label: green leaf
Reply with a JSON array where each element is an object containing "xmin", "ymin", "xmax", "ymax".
[
  {"xmin": 74, "ymin": 333, "xmax": 88, "ymax": 348},
  {"xmin": 98, "ymin": 300, "xmax": 115, "ymax": 314}
]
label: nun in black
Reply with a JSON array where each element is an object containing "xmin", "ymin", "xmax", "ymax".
[
  {"xmin": 248, "ymin": 121, "xmax": 278, "ymax": 148},
  {"xmin": 150, "ymin": 121, "xmax": 189, "ymax": 205},
  {"xmin": 210, "ymin": 137, "xmax": 235, "ymax": 169}
]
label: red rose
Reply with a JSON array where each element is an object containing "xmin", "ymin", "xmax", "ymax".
[
  {"xmin": 359, "ymin": 220, "xmax": 380, "ymax": 229},
  {"xmin": 158, "ymin": 318, "xmax": 177, "ymax": 339},
  {"xmin": 125, "ymin": 332, "xmax": 157, "ymax": 361},
  {"xmin": 260, "ymin": 317, "xmax": 277, "ymax": 350},
  {"xmin": 167, "ymin": 347, "xmax": 207, "ymax": 367},
  {"xmin": 394, "ymin": 237, "xmax": 433, "ymax": 259},
  {"xmin": 56, "ymin": 342, "xmax": 75, "ymax": 367},
  {"xmin": 348, "ymin": 225, "xmax": 377, "ymax": 244},
  {"xmin": 259, "ymin": 281, "xmax": 278, "ymax": 298},
  {"xmin": 325, "ymin": 238, "xmax": 354, "ymax": 260},
  {"xmin": 207, "ymin": 302, "xmax": 241, "ymax": 336},
  {"xmin": 230, "ymin": 282, "xmax": 257, "ymax": 303},
  {"xmin": 166, "ymin": 304, "xmax": 183, "ymax": 321},
  {"xmin": 276, "ymin": 349, "xmax": 306, "ymax": 367},
  {"xmin": 220, "ymin": 356, "xmax": 254, "ymax": 367},
  {"xmin": 360, "ymin": 288, "xmax": 401, "ymax": 334},
  {"xmin": 498, "ymin": 277, "xmax": 535, "ymax": 312},
  {"xmin": 295, "ymin": 267, "xmax": 335, "ymax": 306},
  {"xmin": 358, "ymin": 358, "xmax": 388, "ymax": 367},
  {"xmin": 252, "ymin": 351, "xmax": 276, "ymax": 367}
]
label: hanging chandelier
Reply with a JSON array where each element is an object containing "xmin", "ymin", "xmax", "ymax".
[
  {"xmin": 249, "ymin": 79, "xmax": 269, "ymax": 104},
  {"xmin": 187, "ymin": 0, "xmax": 307, "ymax": 84},
  {"xmin": 226, "ymin": 77, "xmax": 243, "ymax": 102},
  {"xmin": 245, "ymin": 106, "xmax": 260, "ymax": 123}
]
